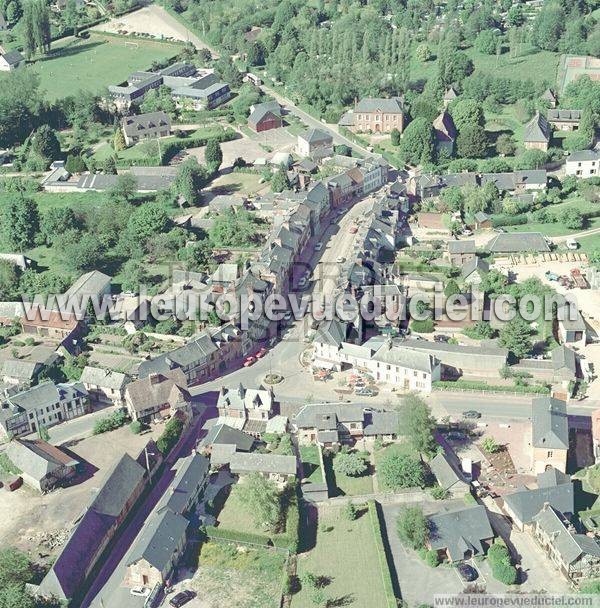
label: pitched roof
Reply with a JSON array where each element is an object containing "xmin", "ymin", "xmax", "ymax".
[
  {"xmin": 531, "ymin": 397, "xmax": 569, "ymax": 450},
  {"xmin": 0, "ymin": 50, "xmax": 24, "ymax": 66},
  {"xmin": 6, "ymin": 382, "xmax": 87, "ymax": 414},
  {"xmin": 125, "ymin": 369, "xmax": 190, "ymax": 414},
  {"xmin": 486, "ymin": 232, "xmax": 550, "ymax": 254},
  {"xmin": 355, "ymin": 97, "xmax": 403, "ymax": 114},
  {"xmin": 462, "ymin": 257, "xmax": 489, "ymax": 279},
  {"xmin": 433, "ymin": 109, "xmax": 457, "ymax": 142},
  {"xmin": 248, "ymin": 100, "xmax": 282, "ymax": 125},
  {"xmin": 443, "ymin": 87, "xmax": 458, "ymax": 101},
  {"xmin": 523, "ymin": 112, "xmax": 551, "ymax": 143},
  {"xmin": 121, "ymin": 111, "xmax": 171, "ymax": 137},
  {"xmin": 363, "ymin": 411, "xmax": 400, "ymax": 436},
  {"xmin": 64, "ymin": 270, "xmax": 111, "ymax": 300},
  {"xmin": 6, "ymin": 439, "xmax": 78, "ymax": 482},
  {"xmin": 503, "ymin": 471, "xmax": 573, "ymax": 525},
  {"xmin": 430, "ymin": 451, "xmax": 469, "ymax": 491},
  {"xmin": 199, "ymin": 423, "xmax": 255, "ymax": 451},
  {"xmin": 299, "ymin": 128, "xmax": 333, "ymax": 145},
  {"xmin": 428, "ymin": 505, "xmax": 494, "ymax": 561},
  {"xmin": 548, "ymin": 109, "xmax": 582, "ymax": 122},
  {"xmin": 551, "ymin": 345, "xmax": 577, "ymax": 375},
  {"xmin": 313, "ymin": 318, "xmax": 348, "ymax": 347},
  {"xmin": 567, "ymin": 149, "xmax": 600, "ymax": 163},
  {"xmin": 448, "ymin": 240, "xmax": 476, "ymax": 254},
  {"xmin": 370, "ymin": 339, "xmax": 435, "ymax": 374},
  {"xmin": 229, "ymin": 451, "xmax": 297, "ymax": 476},
  {"xmin": 155, "ymin": 453, "xmax": 209, "ymax": 515},
  {"xmin": 542, "ymin": 89, "xmax": 557, "ymax": 103},
  {"xmin": 293, "ymin": 403, "xmax": 366, "ymax": 429},
  {"xmin": 79, "ymin": 366, "xmax": 129, "ymax": 390},
  {"xmin": 1, "ymin": 359, "xmax": 40, "ymax": 381}
]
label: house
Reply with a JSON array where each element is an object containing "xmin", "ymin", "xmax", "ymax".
[
  {"xmin": 531, "ymin": 397, "xmax": 569, "ymax": 475},
  {"xmin": 6, "ymin": 439, "xmax": 78, "ymax": 492},
  {"xmin": 121, "ymin": 111, "xmax": 171, "ymax": 147},
  {"xmin": 429, "ymin": 451, "xmax": 470, "ymax": 497},
  {"xmin": 502, "ymin": 468, "xmax": 573, "ymax": 531},
  {"xmin": 433, "ymin": 109, "xmax": 457, "ymax": 156},
  {"xmin": 124, "ymin": 369, "xmax": 191, "ymax": 423},
  {"xmin": 462, "ymin": 257, "xmax": 489, "ymax": 286},
  {"xmin": 20, "ymin": 306, "xmax": 83, "ymax": 343},
  {"xmin": 532, "ymin": 503, "xmax": 600, "ymax": 582},
  {"xmin": 558, "ymin": 302, "xmax": 587, "ymax": 347},
  {"xmin": 197, "ymin": 423, "xmax": 255, "ymax": 461},
  {"xmin": 1, "ymin": 359, "xmax": 43, "ymax": 388},
  {"xmin": 473, "ymin": 211, "xmax": 492, "ymax": 230},
  {"xmin": 548, "ymin": 109, "xmax": 581, "ymax": 132},
  {"xmin": 171, "ymin": 80, "xmax": 231, "ymax": 111},
  {"xmin": 64, "ymin": 270, "xmax": 112, "ymax": 304},
  {"xmin": 542, "ymin": 88, "xmax": 558, "ymax": 107},
  {"xmin": 125, "ymin": 508, "xmax": 188, "ymax": 589},
  {"xmin": 427, "ymin": 505, "xmax": 494, "ymax": 562},
  {"xmin": 37, "ymin": 453, "xmax": 146, "ymax": 603},
  {"xmin": 0, "ymin": 49, "xmax": 24, "ymax": 71},
  {"xmin": 524, "ymin": 112, "xmax": 551, "ymax": 151},
  {"xmin": 0, "ymin": 253, "xmax": 32, "ymax": 270},
  {"xmin": 443, "ymin": 87, "xmax": 458, "ymax": 107},
  {"xmin": 565, "ymin": 149, "xmax": 600, "ymax": 178},
  {"xmin": 292, "ymin": 403, "xmax": 399, "ymax": 446},
  {"xmin": 446, "ymin": 240, "xmax": 476, "ymax": 266},
  {"xmin": 216, "ymin": 384, "xmax": 274, "ymax": 436},
  {"xmin": 229, "ymin": 452, "xmax": 296, "ymax": 486},
  {"xmin": 0, "ymin": 381, "xmax": 89, "ymax": 438},
  {"xmin": 248, "ymin": 101, "xmax": 283, "ymax": 132},
  {"xmin": 79, "ymin": 366, "xmax": 130, "ymax": 407},
  {"xmin": 297, "ymin": 128, "xmax": 333, "ymax": 160},
  {"xmin": 480, "ymin": 170, "xmax": 547, "ymax": 194},
  {"xmin": 486, "ymin": 232, "xmax": 550, "ymax": 255},
  {"xmin": 551, "ymin": 345, "xmax": 579, "ymax": 383},
  {"xmin": 344, "ymin": 97, "xmax": 404, "ymax": 133}
]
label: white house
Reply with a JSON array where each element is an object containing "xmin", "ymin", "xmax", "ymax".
[
  {"xmin": 565, "ymin": 150, "xmax": 600, "ymax": 178},
  {"xmin": 297, "ymin": 128, "xmax": 333, "ymax": 159},
  {"xmin": 0, "ymin": 49, "xmax": 24, "ymax": 72}
]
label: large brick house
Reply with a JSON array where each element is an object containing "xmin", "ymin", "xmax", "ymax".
[
  {"xmin": 248, "ymin": 101, "xmax": 283, "ymax": 132},
  {"xmin": 342, "ymin": 97, "xmax": 404, "ymax": 134}
]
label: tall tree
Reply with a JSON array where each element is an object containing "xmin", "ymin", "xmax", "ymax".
[
  {"xmin": 399, "ymin": 394, "xmax": 437, "ymax": 456},
  {"xmin": 2, "ymin": 196, "xmax": 40, "ymax": 251}
]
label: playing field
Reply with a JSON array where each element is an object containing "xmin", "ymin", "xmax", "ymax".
[
  {"xmin": 26, "ymin": 32, "xmax": 183, "ymax": 100},
  {"xmin": 558, "ymin": 54, "xmax": 600, "ymax": 94}
]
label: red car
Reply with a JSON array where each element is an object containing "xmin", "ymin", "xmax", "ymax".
[
  {"xmin": 349, "ymin": 225, "xmax": 358, "ymax": 234},
  {"xmin": 255, "ymin": 347, "xmax": 268, "ymax": 359},
  {"xmin": 243, "ymin": 356, "xmax": 257, "ymax": 367}
]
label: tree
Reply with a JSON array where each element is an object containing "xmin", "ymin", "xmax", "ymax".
[
  {"xmin": 156, "ymin": 415, "xmax": 184, "ymax": 454},
  {"xmin": 113, "ymin": 128, "xmax": 126, "ymax": 151},
  {"xmin": 0, "ymin": 261, "xmax": 21, "ymax": 301},
  {"xmin": 475, "ymin": 30, "xmax": 500, "ymax": 55},
  {"xmin": 0, "ymin": 548, "xmax": 31, "ymax": 588},
  {"xmin": 65, "ymin": 154, "xmax": 87, "ymax": 174},
  {"xmin": 2, "ymin": 196, "xmax": 39, "ymax": 251},
  {"xmin": 236, "ymin": 473, "xmax": 282, "ymax": 532},
  {"xmin": 173, "ymin": 158, "xmax": 208, "ymax": 205},
  {"xmin": 532, "ymin": 1, "xmax": 565, "ymax": 51},
  {"xmin": 396, "ymin": 506, "xmax": 428, "ymax": 549},
  {"xmin": 126, "ymin": 204, "xmax": 171, "ymax": 245},
  {"xmin": 457, "ymin": 124, "xmax": 488, "ymax": 158},
  {"xmin": 560, "ymin": 208, "xmax": 584, "ymax": 230},
  {"xmin": 333, "ymin": 452, "xmax": 367, "ymax": 477},
  {"xmin": 378, "ymin": 449, "xmax": 424, "ymax": 490},
  {"xmin": 40, "ymin": 207, "xmax": 79, "ymax": 245},
  {"xmin": 390, "ymin": 128, "xmax": 401, "ymax": 147},
  {"xmin": 109, "ymin": 173, "xmax": 138, "ymax": 203},
  {"xmin": 481, "ymin": 269, "xmax": 508, "ymax": 296},
  {"xmin": 415, "ymin": 44, "xmax": 432, "ymax": 62},
  {"xmin": 119, "ymin": 258, "xmax": 148, "ymax": 293},
  {"xmin": 481, "ymin": 436, "xmax": 501, "ymax": 453},
  {"xmin": 204, "ymin": 139, "xmax": 223, "ymax": 173},
  {"xmin": 496, "ymin": 133, "xmax": 516, "ymax": 156},
  {"xmin": 400, "ymin": 394, "xmax": 437, "ymax": 456},
  {"xmin": 488, "ymin": 541, "xmax": 518, "ymax": 585},
  {"xmin": 58, "ymin": 232, "xmax": 105, "ymax": 272},
  {"xmin": 22, "ymin": 0, "xmax": 51, "ymax": 58},
  {"xmin": 464, "ymin": 321, "xmax": 495, "ymax": 340},
  {"xmin": 0, "ymin": 584, "xmax": 35, "ymax": 608},
  {"xmin": 450, "ymin": 99, "xmax": 485, "ymax": 132},
  {"xmin": 271, "ymin": 167, "xmax": 290, "ymax": 193},
  {"xmin": 398, "ymin": 118, "xmax": 435, "ymax": 166},
  {"xmin": 178, "ymin": 239, "xmax": 213, "ymax": 272},
  {"xmin": 30, "ymin": 125, "xmax": 61, "ymax": 163},
  {"xmin": 499, "ymin": 317, "xmax": 533, "ymax": 359},
  {"xmin": 343, "ymin": 500, "xmax": 357, "ymax": 521},
  {"xmin": 444, "ymin": 279, "xmax": 460, "ymax": 297}
]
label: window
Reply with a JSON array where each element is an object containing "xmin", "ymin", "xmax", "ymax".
[{"xmin": 547, "ymin": 451, "xmax": 553, "ymax": 457}]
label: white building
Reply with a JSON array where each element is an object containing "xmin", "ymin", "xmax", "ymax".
[
  {"xmin": 565, "ymin": 149, "xmax": 600, "ymax": 178},
  {"xmin": 0, "ymin": 50, "xmax": 24, "ymax": 72}
]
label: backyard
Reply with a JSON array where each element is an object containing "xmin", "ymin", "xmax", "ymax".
[
  {"xmin": 292, "ymin": 503, "xmax": 394, "ymax": 608},
  {"xmin": 191, "ymin": 542, "xmax": 286, "ymax": 608},
  {"xmin": 27, "ymin": 32, "xmax": 183, "ymax": 101},
  {"xmin": 323, "ymin": 450, "xmax": 374, "ymax": 497},
  {"xmin": 300, "ymin": 445, "xmax": 325, "ymax": 484}
]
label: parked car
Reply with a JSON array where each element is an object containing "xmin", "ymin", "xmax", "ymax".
[
  {"xmin": 130, "ymin": 587, "xmax": 150, "ymax": 597},
  {"xmin": 446, "ymin": 431, "xmax": 467, "ymax": 441},
  {"xmin": 349, "ymin": 225, "xmax": 358, "ymax": 234},
  {"xmin": 457, "ymin": 564, "xmax": 478, "ymax": 582},
  {"xmin": 566, "ymin": 238, "xmax": 579, "ymax": 250},
  {"xmin": 243, "ymin": 356, "xmax": 257, "ymax": 367},
  {"xmin": 462, "ymin": 410, "xmax": 481, "ymax": 419},
  {"xmin": 545, "ymin": 271, "xmax": 559, "ymax": 281},
  {"xmin": 355, "ymin": 387, "xmax": 375, "ymax": 397},
  {"xmin": 170, "ymin": 591, "xmax": 196, "ymax": 607},
  {"xmin": 434, "ymin": 334, "xmax": 450, "ymax": 343},
  {"xmin": 255, "ymin": 347, "xmax": 268, "ymax": 359},
  {"xmin": 315, "ymin": 242, "xmax": 323, "ymax": 251},
  {"xmin": 336, "ymin": 256, "xmax": 346, "ymax": 263}
]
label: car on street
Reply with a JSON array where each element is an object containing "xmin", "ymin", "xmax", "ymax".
[
  {"xmin": 255, "ymin": 347, "xmax": 268, "ymax": 359},
  {"xmin": 349, "ymin": 225, "xmax": 358, "ymax": 234},
  {"xmin": 355, "ymin": 387, "xmax": 375, "ymax": 397},
  {"xmin": 170, "ymin": 591, "xmax": 196, "ymax": 607},
  {"xmin": 462, "ymin": 410, "xmax": 481, "ymax": 419},
  {"xmin": 545, "ymin": 271, "xmax": 559, "ymax": 281},
  {"xmin": 130, "ymin": 587, "xmax": 150, "ymax": 597},
  {"xmin": 457, "ymin": 564, "xmax": 478, "ymax": 582},
  {"xmin": 243, "ymin": 356, "xmax": 257, "ymax": 367},
  {"xmin": 336, "ymin": 256, "xmax": 346, "ymax": 263},
  {"xmin": 315, "ymin": 242, "xmax": 323, "ymax": 251}
]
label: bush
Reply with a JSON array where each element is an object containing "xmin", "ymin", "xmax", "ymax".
[
  {"xmin": 93, "ymin": 410, "xmax": 128, "ymax": 435},
  {"xmin": 410, "ymin": 319, "xmax": 435, "ymax": 333},
  {"xmin": 425, "ymin": 549, "xmax": 440, "ymax": 568},
  {"xmin": 488, "ymin": 541, "xmax": 518, "ymax": 585},
  {"xmin": 431, "ymin": 484, "xmax": 450, "ymax": 500},
  {"xmin": 130, "ymin": 420, "xmax": 144, "ymax": 434},
  {"xmin": 156, "ymin": 415, "xmax": 185, "ymax": 455}
]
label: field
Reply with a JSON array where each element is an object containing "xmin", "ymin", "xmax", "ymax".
[
  {"xmin": 292, "ymin": 504, "xmax": 392, "ymax": 608},
  {"xmin": 191, "ymin": 542, "xmax": 286, "ymax": 608},
  {"xmin": 300, "ymin": 446, "xmax": 324, "ymax": 484},
  {"xmin": 26, "ymin": 33, "xmax": 183, "ymax": 101},
  {"xmin": 558, "ymin": 54, "xmax": 600, "ymax": 94}
]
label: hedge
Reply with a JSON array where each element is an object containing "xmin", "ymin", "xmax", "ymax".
[
  {"xmin": 368, "ymin": 501, "xmax": 398, "ymax": 608},
  {"xmin": 433, "ymin": 380, "xmax": 550, "ymax": 394},
  {"xmin": 156, "ymin": 415, "xmax": 184, "ymax": 454},
  {"xmin": 160, "ymin": 128, "xmax": 237, "ymax": 164}
]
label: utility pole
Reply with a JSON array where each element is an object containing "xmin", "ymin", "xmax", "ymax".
[{"xmin": 145, "ymin": 447, "xmax": 155, "ymax": 484}]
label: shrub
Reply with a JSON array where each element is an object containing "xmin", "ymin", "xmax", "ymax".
[
  {"xmin": 156, "ymin": 416, "xmax": 185, "ymax": 455},
  {"xmin": 431, "ymin": 484, "xmax": 450, "ymax": 500},
  {"xmin": 425, "ymin": 549, "xmax": 440, "ymax": 568},
  {"xmin": 92, "ymin": 410, "xmax": 128, "ymax": 435},
  {"xmin": 130, "ymin": 420, "xmax": 144, "ymax": 434},
  {"xmin": 411, "ymin": 319, "xmax": 435, "ymax": 333}
]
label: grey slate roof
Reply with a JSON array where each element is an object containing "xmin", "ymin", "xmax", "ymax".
[
  {"xmin": 2, "ymin": 359, "xmax": 40, "ymax": 381},
  {"xmin": 121, "ymin": 111, "xmax": 171, "ymax": 138},
  {"xmin": 448, "ymin": 240, "xmax": 476, "ymax": 254},
  {"xmin": 371, "ymin": 339, "xmax": 435, "ymax": 374},
  {"xmin": 199, "ymin": 423, "xmax": 255, "ymax": 451},
  {"xmin": 299, "ymin": 128, "xmax": 333, "ymax": 145},
  {"xmin": 355, "ymin": 97, "xmax": 403, "ymax": 113},
  {"xmin": 363, "ymin": 411, "xmax": 400, "ymax": 436},
  {"xmin": 79, "ymin": 366, "xmax": 129, "ymax": 390},
  {"xmin": 1, "ymin": 50, "xmax": 24, "ymax": 66},
  {"xmin": 524, "ymin": 112, "xmax": 551, "ymax": 143},
  {"xmin": 551, "ymin": 345, "xmax": 577, "ymax": 376},
  {"xmin": 487, "ymin": 232, "xmax": 550, "ymax": 254},
  {"xmin": 155, "ymin": 453, "xmax": 209, "ymax": 515},
  {"xmin": 126, "ymin": 507, "xmax": 189, "ymax": 571},
  {"xmin": 503, "ymin": 471, "xmax": 573, "ymax": 525},
  {"xmin": 474, "ymin": 211, "xmax": 490, "ymax": 223},
  {"xmin": 248, "ymin": 100, "xmax": 282, "ymax": 125},
  {"xmin": 6, "ymin": 439, "xmax": 78, "ymax": 482},
  {"xmin": 229, "ymin": 452, "xmax": 297, "ymax": 476},
  {"xmin": 5, "ymin": 381, "xmax": 87, "ymax": 414},
  {"xmin": 293, "ymin": 403, "xmax": 366, "ymax": 429},
  {"xmin": 430, "ymin": 452, "xmax": 468, "ymax": 492},
  {"xmin": 533, "ymin": 504, "xmax": 600, "ymax": 564},
  {"xmin": 462, "ymin": 257, "xmax": 490, "ymax": 279},
  {"xmin": 548, "ymin": 109, "xmax": 582, "ymax": 122},
  {"xmin": 531, "ymin": 397, "xmax": 569, "ymax": 450},
  {"xmin": 567, "ymin": 149, "xmax": 600, "ymax": 163},
  {"xmin": 313, "ymin": 319, "xmax": 348, "ymax": 348},
  {"xmin": 428, "ymin": 505, "xmax": 494, "ymax": 561},
  {"xmin": 64, "ymin": 270, "xmax": 111, "ymax": 300}
]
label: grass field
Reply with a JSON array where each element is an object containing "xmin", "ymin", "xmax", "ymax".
[
  {"xmin": 300, "ymin": 446, "xmax": 324, "ymax": 484},
  {"xmin": 292, "ymin": 504, "xmax": 391, "ymax": 608},
  {"xmin": 25, "ymin": 33, "xmax": 183, "ymax": 100},
  {"xmin": 323, "ymin": 451, "xmax": 374, "ymax": 497},
  {"xmin": 192, "ymin": 542, "xmax": 285, "ymax": 608}
]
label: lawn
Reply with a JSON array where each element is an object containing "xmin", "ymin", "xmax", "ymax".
[
  {"xmin": 25, "ymin": 33, "xmax": 183, "ymax": 101},
  {"xmin": 300, "ymin": 446, "xmax": 325, "ymax": 484},
  {"xmin": 323, "ymin": 450, "xmax": 374, "ymax": 497},
  {"xmin": 292, "ymin": 503, "xmax": 393, "ymax": 608},
  {"xmin": 207, "ymin": 172, "xmax": 268, "ymax": 196},
  {"xmin": 577, "ymin": 232, "xmax": 600, "ymax": 254},
  {"xmin": 573, "ymin": 464, "xmax": 600, "ymax": 511},
  {"xmin": 192, "ymin": 542, "xmax": 286, "ymax": 608}
]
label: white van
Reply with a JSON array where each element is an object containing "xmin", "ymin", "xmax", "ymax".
[{"xmin": 566, "ymin": 238, "xmax": 579, "ymax": 250}]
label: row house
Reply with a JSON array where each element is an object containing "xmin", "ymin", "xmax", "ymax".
[
  {"xmin": 217, "ymin": 384, "xmax": 275, "ymax": 436},
  {"xmin": 566, "ymin": 149, "xmax": 600, "ymax": 178},
  {"xmin": 79, "ymin": 366, "xmax": 130, "ymax": 407}
]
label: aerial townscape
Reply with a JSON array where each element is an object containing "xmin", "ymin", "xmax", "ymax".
[{"xmin": 1, "ymin": 0, "xmax": 600, "ymax": 607}]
